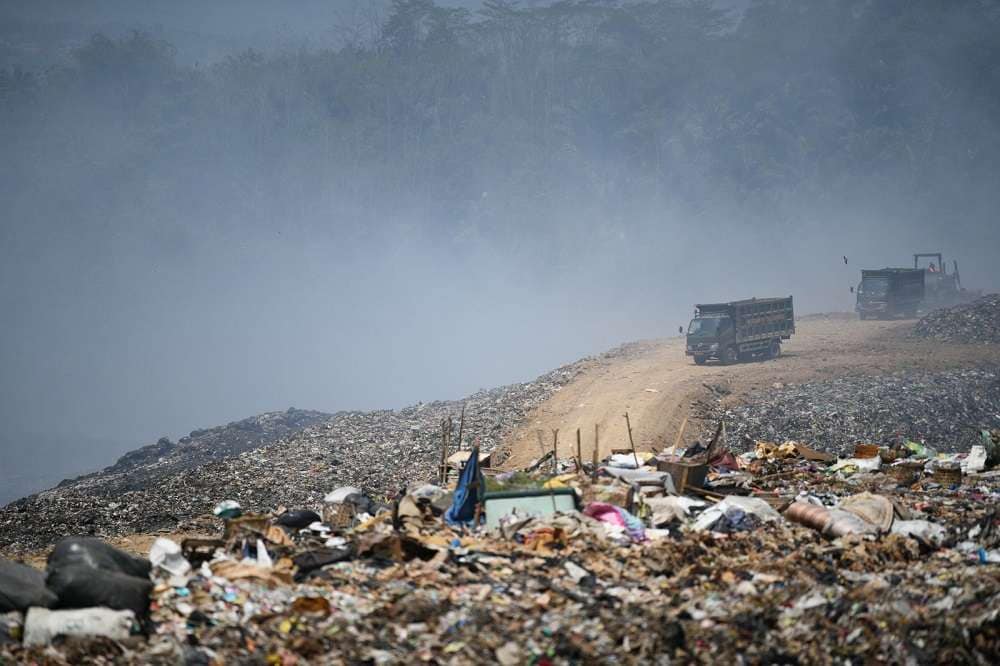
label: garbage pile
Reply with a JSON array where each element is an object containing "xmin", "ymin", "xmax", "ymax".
[
  {"xmin": 699, "ymin": 367, "xmax": 1000, "ymax": 456},
  {"xmin": 914, "ymin": 294, "xmax": 1000, "ymax": 343},
  {"xmin": 2, "ymin": 437, "xmax": 999, "ymax": 664},
  {"xmin": 0, "ymin": 358, "xmax": 589, "ymax": 553},
  {"xmin": 58, "ymin": 408, "xmax": 332, "ymax": 495}
]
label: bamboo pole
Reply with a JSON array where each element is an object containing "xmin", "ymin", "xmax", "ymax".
[
  {"xmin": 624, "ymin": 412, "xmax": 639, "ymax": 469},
  {"xmin": 551, "ymin": 429, "xmax": 559, "ymax": 474},
  {"xmin": 671, "ymin": 416, "xmax": 689, "ymax": 453},
  {"xmin": 439, "ymin": 417, "xmax": 452, "ymax": 484},
  {"xmin": 457, "ymin": 403, "xmax": 466, "ymax": 451},
  {"xmin": 592, "ymin": 424, "xmax": 599, "ymax": 481},
  {"xmin": 576, "ymin": 428, "xmax": 582, "ymax": 473}
]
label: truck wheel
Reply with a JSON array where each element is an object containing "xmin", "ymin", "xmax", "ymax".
[
  {"xmin": 769, "ymin": 339, "xmax": 781, "ymax": 359},
  {"xmin": 721, "ymin": 346, "xmax": 739, "ymax": 365},
  {"xmin": 693, "ymin": 355, "xmax": 707, "ymax": 366}
]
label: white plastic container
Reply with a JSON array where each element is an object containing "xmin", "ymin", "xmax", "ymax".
[{"xmin": 23, "ymin": 607, "xmax": 134, "ymax": 646}]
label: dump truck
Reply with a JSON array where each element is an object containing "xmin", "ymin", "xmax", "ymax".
[
  {"xmin": 685, "ymin": 297, "xmax": 794, "ymax": 365},
  {"xmin": 855, "ymin": 268, "xmax": 924, "ymax": 319}
]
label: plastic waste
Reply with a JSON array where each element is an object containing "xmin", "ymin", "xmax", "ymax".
[
  {"xmin": 213, "ymin": 500, "xmax": 242, "ymax": 519},
  {"xmin": 563, "ymin": 560, "xmax": 593, "ymax": 585},
  {"xmin": 904, "ymin": 441, "xmax": 935, "ymax": 458},
  {"xmin": 275, "ymin": 509, "xmax": 322, "ymax": 530},
  {"xmin": 410, "ymin": 484, "xmax": 447, "ymax": 502},
  {"xmin": 445, "ymin": 445, "xmax": 485, "ymax": 527},
  {"xmin": 891, "ymin": 520, "xmax": 947, "ymax": 546},
  {"xmin": 965, "ymin": 446, "xmax": 988, "ymax": 473},
  {"xmin": 255, "ymin": 539, "xmax": 273, "ymax": 569},
  {"xmin": 47, "ymin": 537, "xmax": 152, "ymax": 579},
  {"xmin": 829, "ymin": 456, "xmax": 881, "ymax": 474},
  {"xmin": 692, "ymin": 496, "xmax": 781, "ymax": 532},
  {"xmin": 583, "ymin": 502, "xmax": 647, "ymax": 542},
  {"xmin": 607, "ymin": 453, "xmax": 641, "ymax": 469},
  {"xmin": 0, "ymin": 611, "xmax": 23, "ymax": 646},
  {"xmin": 46, "ymin": 564, "xmax": 153, "ymax": 617},
  {"xmin": 22, "ymin": 606, "xmax": 135, "ymax": 646},
  {"xmin": 149, "ymin": 538, "xmax": 192, "ymax": 578},
  {"xmin": 0, "ymin": 558, "xmax": 57, "ymax": 613},
  {"xmin": 324, "ymin": 486, "xmax": 364, "ymax": 504},
  {"xmin": 644, "ymin": 496, "xmax": 706, "ymax": 526}
]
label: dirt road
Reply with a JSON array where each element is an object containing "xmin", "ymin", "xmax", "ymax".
[{"xmin": 501, "ymin": 316, "xmax": 1000, "ymax": 469}]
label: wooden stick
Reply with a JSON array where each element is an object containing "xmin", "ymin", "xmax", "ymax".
[
  {"xmin": 671, "ymin": 416, "xmax": 689, "ymax": 453},
  {"xmin": 457, "ymin": 403, "xmax": 466, "ymax": 451},
  {"xmin": 592, "ymin": 424, "xmax": 599, "ymax": 481},
  {"xmin": 439, "ymin": 417, "xmax": 451, "ymax": 484},
  {"xmin": 576, "ymin": 428, "xmax": 582, "ymax": 472},
  {"xmin": 686, "ymin": 486, "xmax": 724, "ymax": 501},
  {"xmin": 624, "ymin": 412, "xmax": 639, "ymax": 469},
  {"xmin": 551, "ymin": 429, "xmax": 559, "ymax": 474}
]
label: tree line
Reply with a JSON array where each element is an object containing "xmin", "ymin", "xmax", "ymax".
[{"xmin": 2, "ymin": 0, "xmax": 999, "ymax": 258}]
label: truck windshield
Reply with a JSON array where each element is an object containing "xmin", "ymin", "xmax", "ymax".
[
  {"xmin": 688, "ymin": 317, "xmax": 728, "ymax": 337},
  {"xmin": 861, "ymin": 277, "xmax": 890, "ymax": 297}
]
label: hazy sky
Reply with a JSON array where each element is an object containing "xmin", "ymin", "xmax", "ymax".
[{"xmin": 1, "ymin": 0, "xmax": 997, "ymax": 504}]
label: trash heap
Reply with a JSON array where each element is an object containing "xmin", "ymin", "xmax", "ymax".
[
  {"xmin": 3, "ymin": 433, "xmax": 999, "ymax": 664},
  {"xmin": 0, "ymin": 357, "xmax": 591, "ymax": 553},
  {"xmin": 914, "ymin": 294, "xmax": 1000, "ymax": 343},
  {"xmin": 700, "ymin": 367, "xmax": 1000, "ymax": 456}
]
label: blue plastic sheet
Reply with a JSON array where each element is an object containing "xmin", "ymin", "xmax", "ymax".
[{"xmin": 445, "ymin": 446, "xmax": 485, "ymax": 527}]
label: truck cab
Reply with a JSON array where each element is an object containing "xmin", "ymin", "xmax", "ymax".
[{"xmin": 686, "ymin": 314, "xmax": 735, "ymax": 365}]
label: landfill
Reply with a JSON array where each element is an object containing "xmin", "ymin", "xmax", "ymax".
[
  {"xmin": 0, "ymin": 355, "xmax": 594, "ymax": 554},
  {"xmin": 698, "ymin": 367, "xmax": 1000, "ymax": 457},
  {"xmin": 2, "ymin": 427, "xmax": 1000, "ymax": 664},
  {"xmin": 914, "ymin": 294, "xmax": 1000, "ymax": 344}
]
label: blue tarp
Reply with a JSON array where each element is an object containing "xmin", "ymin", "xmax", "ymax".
[{"xmin": 445, "ymin": 446, "xmax": 485, "ymax": 527}]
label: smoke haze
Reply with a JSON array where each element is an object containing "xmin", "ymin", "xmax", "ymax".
[{"xmin": 2, "ymin": 0, "xmax": 999, "ymax": 502}]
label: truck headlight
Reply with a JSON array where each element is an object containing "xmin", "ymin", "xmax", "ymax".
[{"xmin": 709, "ymin": 343, "xmax": 719, "ymax": 351}]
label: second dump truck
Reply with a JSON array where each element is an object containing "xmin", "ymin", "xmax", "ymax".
[
  {"xmin": 855, "ymin": 268, "xmax": 924, "ymax": 319},
  {"xmin": 685, "ymin": 297, "xmax": 795, "ymax": 365}
]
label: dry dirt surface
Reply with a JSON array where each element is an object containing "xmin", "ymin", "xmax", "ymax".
[{"xmin": 500, "ymin": 315, "xmax": 1000, "ymax": 469}]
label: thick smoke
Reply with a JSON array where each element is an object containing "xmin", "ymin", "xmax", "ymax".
[{"xmin": 2, "ymin": 0, "xmax": 999, "ymax": 502}]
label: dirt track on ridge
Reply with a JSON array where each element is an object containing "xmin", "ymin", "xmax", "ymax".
[{"xmin": 500, "ymin": 316, "xmax": 1000, "ymax": 469}]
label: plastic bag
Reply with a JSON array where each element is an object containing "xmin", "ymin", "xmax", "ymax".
[
  {"xmin": 47, "ymin": 537, "xmax": 151, "ymax": 579},
  {"xmin": 693, "ymin": 496, "xmax": 781, "ymax": 532},
  {"xmin": 0, "ymin": 558, "xmax": 57, "ymax": 613},
  {"xmin": 149, "ymin": 538, "xmax": 191, "ymax": 578},
  {"xmin": 46, "ymin": 564, "xmax": 152, "ymax": 617},
  {"xmin": 891, "ymin": 520, "xmax": 947, "ymax": 546},
  {"xmin": 275, "ymin": 509, "xmax": 322, "ymax": 530}
]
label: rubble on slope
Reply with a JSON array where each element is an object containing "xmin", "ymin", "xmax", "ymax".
[
  {"xmin": 698, "ymin": 367, "xmax": 1000, "ymax": 456},
  {"xmin": 55, "ymin": 408, "xmax": 332, "ymax": 493},
  {"xmin": 2, "ymin": 437, "xmax": 999, "ymax": 665},
  {"xmin": 0, "ymin": 359, "xmax": 590, "ymax": 553},
  {"xmin": 914, "ymin": 294, "xmax": 1000, "ymax": 344}
]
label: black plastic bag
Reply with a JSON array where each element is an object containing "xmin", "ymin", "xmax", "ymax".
[
  {"xmin": 47, "ymin": 537, "xmax": 151, "ymax": 579},
  {"xmin": 0, "ymin": 558, "xmax": 57, "ymax": 613},
  {"xmin": 275, "ymin": 509, "xmax": 322, "ymax": 530},
  {"xmin": 344, "ymin": 493, "xmax": 378, "ymax": 516},
  {"xmin": 46, "ymin": 564, "xmax": 152, "ymax": 617},
  {"xmin": 292, "ymin": 546, "xmax": 354, "ymax": 581}
]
